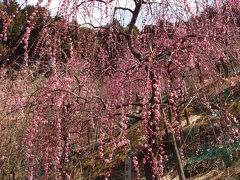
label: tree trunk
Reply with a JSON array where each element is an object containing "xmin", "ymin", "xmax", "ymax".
[
  {"xmin": 196, "ymin": 62, "xmax": 203, "ymax": 83},
  {"xmin": 144, "ymin": 160, "xmax": 154, "ymax": 180}
]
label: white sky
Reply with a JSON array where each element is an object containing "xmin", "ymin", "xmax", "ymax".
[
  {"xmin": 15, "ymin": 0, "xmax": 210, "ymax": 27},
  {"xmin": 15, "ymin": 0, "xmax": 137, "ymax": 26},
  {"xmin": 16, "ymin": 0, "xmax": 62, "ymax": 13}
]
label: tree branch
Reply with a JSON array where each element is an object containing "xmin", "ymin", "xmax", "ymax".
[
  {"xmin": 76, "ymin": 0, "xmax": 114, "ymax": 8},
  {"xmin": 114, "ymin": 6, "xmax": 133, "ymax": 15}
]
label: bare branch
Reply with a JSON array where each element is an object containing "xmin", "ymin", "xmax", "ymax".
[
  {"xmin": 80, "ymin": 22, "xmax": 106, "ymax": 29},
  {"xmin": 76, "ymin": 0, "xmax": 114, "ymax": 8},
  {"xmin": 113, "ymin": 7, "xmax": 134, "ymax": 18}
]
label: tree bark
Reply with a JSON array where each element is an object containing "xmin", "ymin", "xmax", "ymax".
[{"xmin": 144, "ymin": 159, "xmax": 154, "ymax": 180}]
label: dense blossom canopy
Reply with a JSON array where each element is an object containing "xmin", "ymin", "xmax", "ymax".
[{"xmin": 0, "ymin": 0, "xmax": 240, "ymax": 179}]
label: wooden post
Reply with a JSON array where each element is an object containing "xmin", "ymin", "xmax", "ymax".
[{"xmin": 125, "ymin": 158, "xmax": 132, "ymax": 180}]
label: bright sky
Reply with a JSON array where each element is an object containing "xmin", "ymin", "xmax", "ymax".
[
  {"xmin": 16, "ymin": 0, "xmax": 135, "ymax": 26},
  {"xmin": 16, "ymin": 0, "xmax": 62, "ymax": 14},
  {"xmin": 15, "ymin": 0, "xmax": 209, "ymax": 27}
]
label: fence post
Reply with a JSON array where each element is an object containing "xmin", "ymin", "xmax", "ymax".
[{"xmin": 125, "ymin": 158, "xmax": 132, "ymax": 180}]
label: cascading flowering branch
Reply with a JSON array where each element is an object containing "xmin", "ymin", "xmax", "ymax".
[
  {"xmin": 23, "ymin": 0, "xmax": 45, "ymax": 64},
  {"xmin": 132, "ymin": 156, "xmax": 141, "ymax": 180}
]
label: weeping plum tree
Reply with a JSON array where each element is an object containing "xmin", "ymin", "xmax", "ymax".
[{"xmin": 0, "ymin": 0, "xmax": 240, "ymax": 179}]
